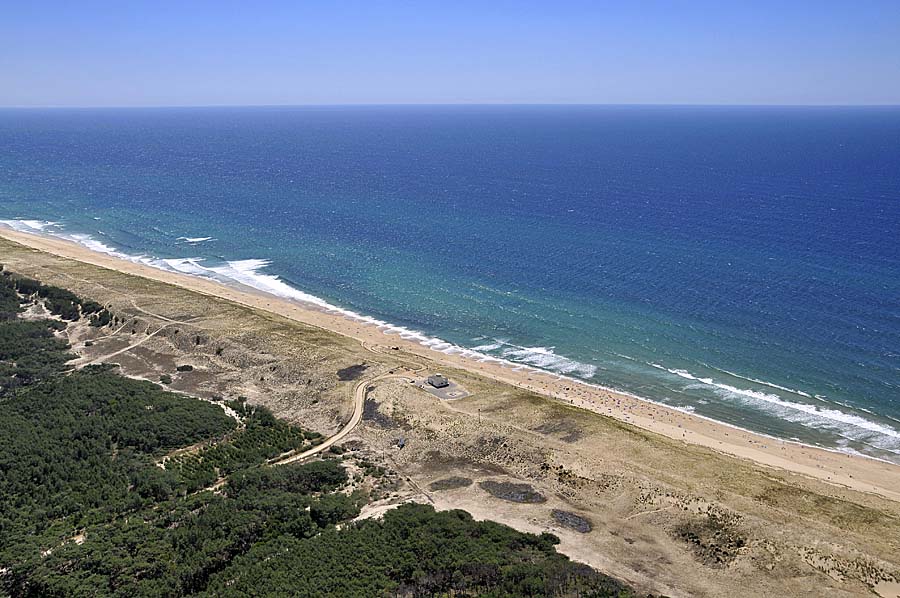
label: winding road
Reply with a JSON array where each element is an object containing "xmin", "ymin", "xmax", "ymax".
[
  {"xmin": 78, "ymin": 295, "xmax": 424, "ymax": 468},
  {"xmin": 272, "ymin": 376, "xmax": 373, "ymax": 465},
  {"xmin": 272, "ymin": 344, "xmax": 428, "ymax": 465},
  {"xmin": 71, "ymin": 298, "xmax": 201, "ymax": 370}
]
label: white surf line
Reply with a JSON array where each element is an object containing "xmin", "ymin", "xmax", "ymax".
[{"xmin": 4, "ymin": 218, "xmax": 900, "ymax": 465}]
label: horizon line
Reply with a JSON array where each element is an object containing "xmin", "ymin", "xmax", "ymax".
[{"xmin": 2, "ymin": 102, "xmax": 900, "ymax": 110}]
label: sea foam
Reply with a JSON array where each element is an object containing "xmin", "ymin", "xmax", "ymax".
[
  {"xmin": 649, "ymin": 363, "xmax": 900, "ymax": 455},
  {"xmin": 494, "ymin": 343, "xmax": 598, "ymax": 378},
  {"xmin": 5, "ymin": 217, "xmax": 899, "ymax": 461},
  {"xmin": 0, "ymin": 219, "xmax": 59, "ymax": 233},
  {"xmin": 0, "ymin": 225, "xmax": 540, "ymax": 373}
]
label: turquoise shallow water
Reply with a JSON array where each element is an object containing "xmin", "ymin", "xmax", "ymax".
[{"xmin": 1, "ymin": 105, "xmax": 898, "ymax": 461}]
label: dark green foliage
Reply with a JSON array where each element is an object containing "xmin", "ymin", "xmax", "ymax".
[
  {"xmin": 0, "ymin": 367, "xmax": 237, "ymax": 553},
  {"xmin": 8, "ymin": 274, "xmax": 42, "ymax": 296},
  {"xmin": 200, "ymin": 504, "xmax": 635, "ymax": 598},
  {"xmin": 8, "ymin": 470, "xmax": 632, "ymax": 598},
  {"xmin": 90, "ymin": 308, "xmax": 112, "ymax": 327},
  {"xmin": 176, "ymin": 364, "xmax": 194, "ymax": 372},
  {"xmin": 229, "ymin": 458, "xmax": 348, "ymax": 497},
  {"xmin": 0, "ymin": 319, "xmax": 72, "ymax": 391},
  {"xmin": 0, "ymin": 266, "xmax": 108, "ymax": 322},
  {"xmin": 0, "ymin": 280, "xmax": 22, "ymax": 320},
  {"xmin": 38, "ymin": 285, "xmax": 82, "ymax": 320},
  {"xmin": 0, "ymin": 269, "xmax": 26, "ymax": 320},
  {"xmin": 80, "ymin": 300, "xmax": 104, "ymax": 315},
  {"xmin": 309, "ymin": 492, "xmax": 361, "ymax": 527},
  {"xmin": 159, "ymin": 373, "xmax": 172, "ymax": 384},
  {"xmin": 168, "ymin": 402, "xmax": 312, "ymax": 491},
  {"xmin": 5, "ymin": 461, "xmax": 349, "ymax": 597},
  {"xmin": 0, "ymin": 269, "xmax": 638, "ymax": 598}
]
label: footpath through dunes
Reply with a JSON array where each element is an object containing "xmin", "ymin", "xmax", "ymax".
[
  {"xmin": 3, "ymin": 232, "xmax": 900, "ymax": 597},
  {"xmin": 0, "ymin": 283, "xmax": 641, "ymax": 598},
  {"xmin": 2, "ymin": 225, "xmax": 899, "ymax": 503}
]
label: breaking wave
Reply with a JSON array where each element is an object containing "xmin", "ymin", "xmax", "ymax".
[
  {"xmin": 0, "ymin": 219, "xmax": 59, "ymax": 233},
  {"xmin": 0, "ymin": 219, "xmax": 597, "ymax": 380},
  {"xmin": 5, "ymin": 218, "xmax": 899, "ymax": 461},
  {"xmin": 470, "ymin": 340, "xmax": 598, "ymax": 378},
  {"xmin": 649, "ymin": 363, "xmax": 900, "ymax": 455},
  {"xmin": 710, "ymin": 365, "xmax": 814, "ymax": 399}
]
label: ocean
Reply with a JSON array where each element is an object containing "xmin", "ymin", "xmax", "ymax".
[{"xmin": 1, "ymin": 105, "xmax": 898, "ymax": 462}]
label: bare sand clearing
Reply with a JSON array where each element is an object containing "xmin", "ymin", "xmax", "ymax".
[{"xmin": 3, "ymin": 226, "xmax": 899, "ymax": 503}]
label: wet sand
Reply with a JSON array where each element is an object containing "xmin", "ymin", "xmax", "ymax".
[{"xmin": 3, "ymin": 226, "xmax": 899, "ymax": 503}]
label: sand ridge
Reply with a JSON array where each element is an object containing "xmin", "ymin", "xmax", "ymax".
[{"xmin": 2, "ymin": 226, "xmax": 899, "ymax": 503}]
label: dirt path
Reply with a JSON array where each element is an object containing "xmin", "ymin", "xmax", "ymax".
[
  {"xmin": 127, "ymin": 298, "xmax": 188, "ymax": 324},
  {"xmin": 265, "ymin": 342, "xmax": 428, "ymax": 466},
  {"xmin": 71, "ymin": 300, "xmax": 200, "ymax": 369},
  {"xmin": 73, "ymin": 323, "xmax": 172, "ymax": 369},
  {"xmin": 272, "ymin": 371, "xmax": 411, "ymax": 465},
  {"xmin": 270, "ymin": 341, "xmax": 432, "ymax": 466}
]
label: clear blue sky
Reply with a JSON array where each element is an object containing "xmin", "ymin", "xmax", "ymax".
[{"xmin": 2, "ymin": 0, "xmax": 899, "ymax": 107}]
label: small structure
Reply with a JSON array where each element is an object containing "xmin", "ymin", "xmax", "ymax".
[
  {"xmin": 419, "ymin": 373, "xmax": 470, "ymax": 401},
  {"xmin": 427, "ymin": 373, "xmax": 450, "ymax": 388}
]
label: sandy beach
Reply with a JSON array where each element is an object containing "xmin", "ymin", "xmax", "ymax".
[{"xmin": 3, "ymin": 225, "xmax": 899, "ymax": 503}]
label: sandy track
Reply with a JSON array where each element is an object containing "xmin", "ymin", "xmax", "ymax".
[
  {"xmin": 273, "ymin": 371, "xmax": 412, "ymax": 466},
  {"xmin": 2, "ymin": 226, "xmax": 899, "ymax": 503}
]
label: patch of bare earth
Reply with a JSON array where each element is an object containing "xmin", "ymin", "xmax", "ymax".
[{"xmin": 3, "ymin": 236, "xmax": 899, "ymax": 598}]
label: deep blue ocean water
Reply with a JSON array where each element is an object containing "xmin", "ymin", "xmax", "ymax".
[{"xmin": 1, "ymin": 105, "xmax": 898, "ymax": 461}]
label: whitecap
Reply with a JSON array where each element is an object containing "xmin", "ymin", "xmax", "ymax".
[
  {"xmin": 497, "ymin": 344, "xmax": 598, "ymax": 378},
  {"xmin": 67, "ymin": 233, "xmax": 127, "ymax": 257},
  {"xmin": 0, "ymin": 219, "xmax": 59, "ymax": 233},
  {"xmin": 470, "ymin": 341, "xmax": 505, "ymax": 352},
  {"xmin": 7, "ymin": 218, "xmax": 897, "ymax": 462},
  {"xmin": 713, "ymin": 366, "xmax": 814, "ymax": 398},
  {"xmin": 649, "ymin": 363, "xmax": 900, "ymax": 454}
]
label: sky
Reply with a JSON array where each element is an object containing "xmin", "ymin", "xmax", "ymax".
[{"xmin": 2, "ymin": 0, "xmax": 899, "ymax": 107}]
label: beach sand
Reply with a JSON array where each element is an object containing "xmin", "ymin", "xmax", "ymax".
[{"xmin": 2, "ymin": 226, "xmax": 899, "ymax": 503}]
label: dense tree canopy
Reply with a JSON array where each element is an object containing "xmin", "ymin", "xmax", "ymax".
[
  {"xmin": 0, "ymin": 319, "xmax": 72, "ymax": 392},
  {"xmin": 200, "ymin": 504, "xmax": 634, "ymax": 598},
  {"xmin": 0, "ymin": 267, "xmax": 111, "ymax": 325},
  {"xmin": 0, "ymin": 267, "xmax": 639, "ymax": 597}
]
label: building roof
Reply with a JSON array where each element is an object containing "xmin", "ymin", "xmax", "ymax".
[{"xmin": 427, "ymin": 373, "xmax": 449, "ymax": 387}]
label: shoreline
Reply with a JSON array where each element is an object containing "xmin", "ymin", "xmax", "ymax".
[
  {"xmin": 3, "ymin": 225, "xmax": 900, "ymax": 502},
  {"xmin": 6, "ymin": 219, "xmax": 899, "ymax": 464}
]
